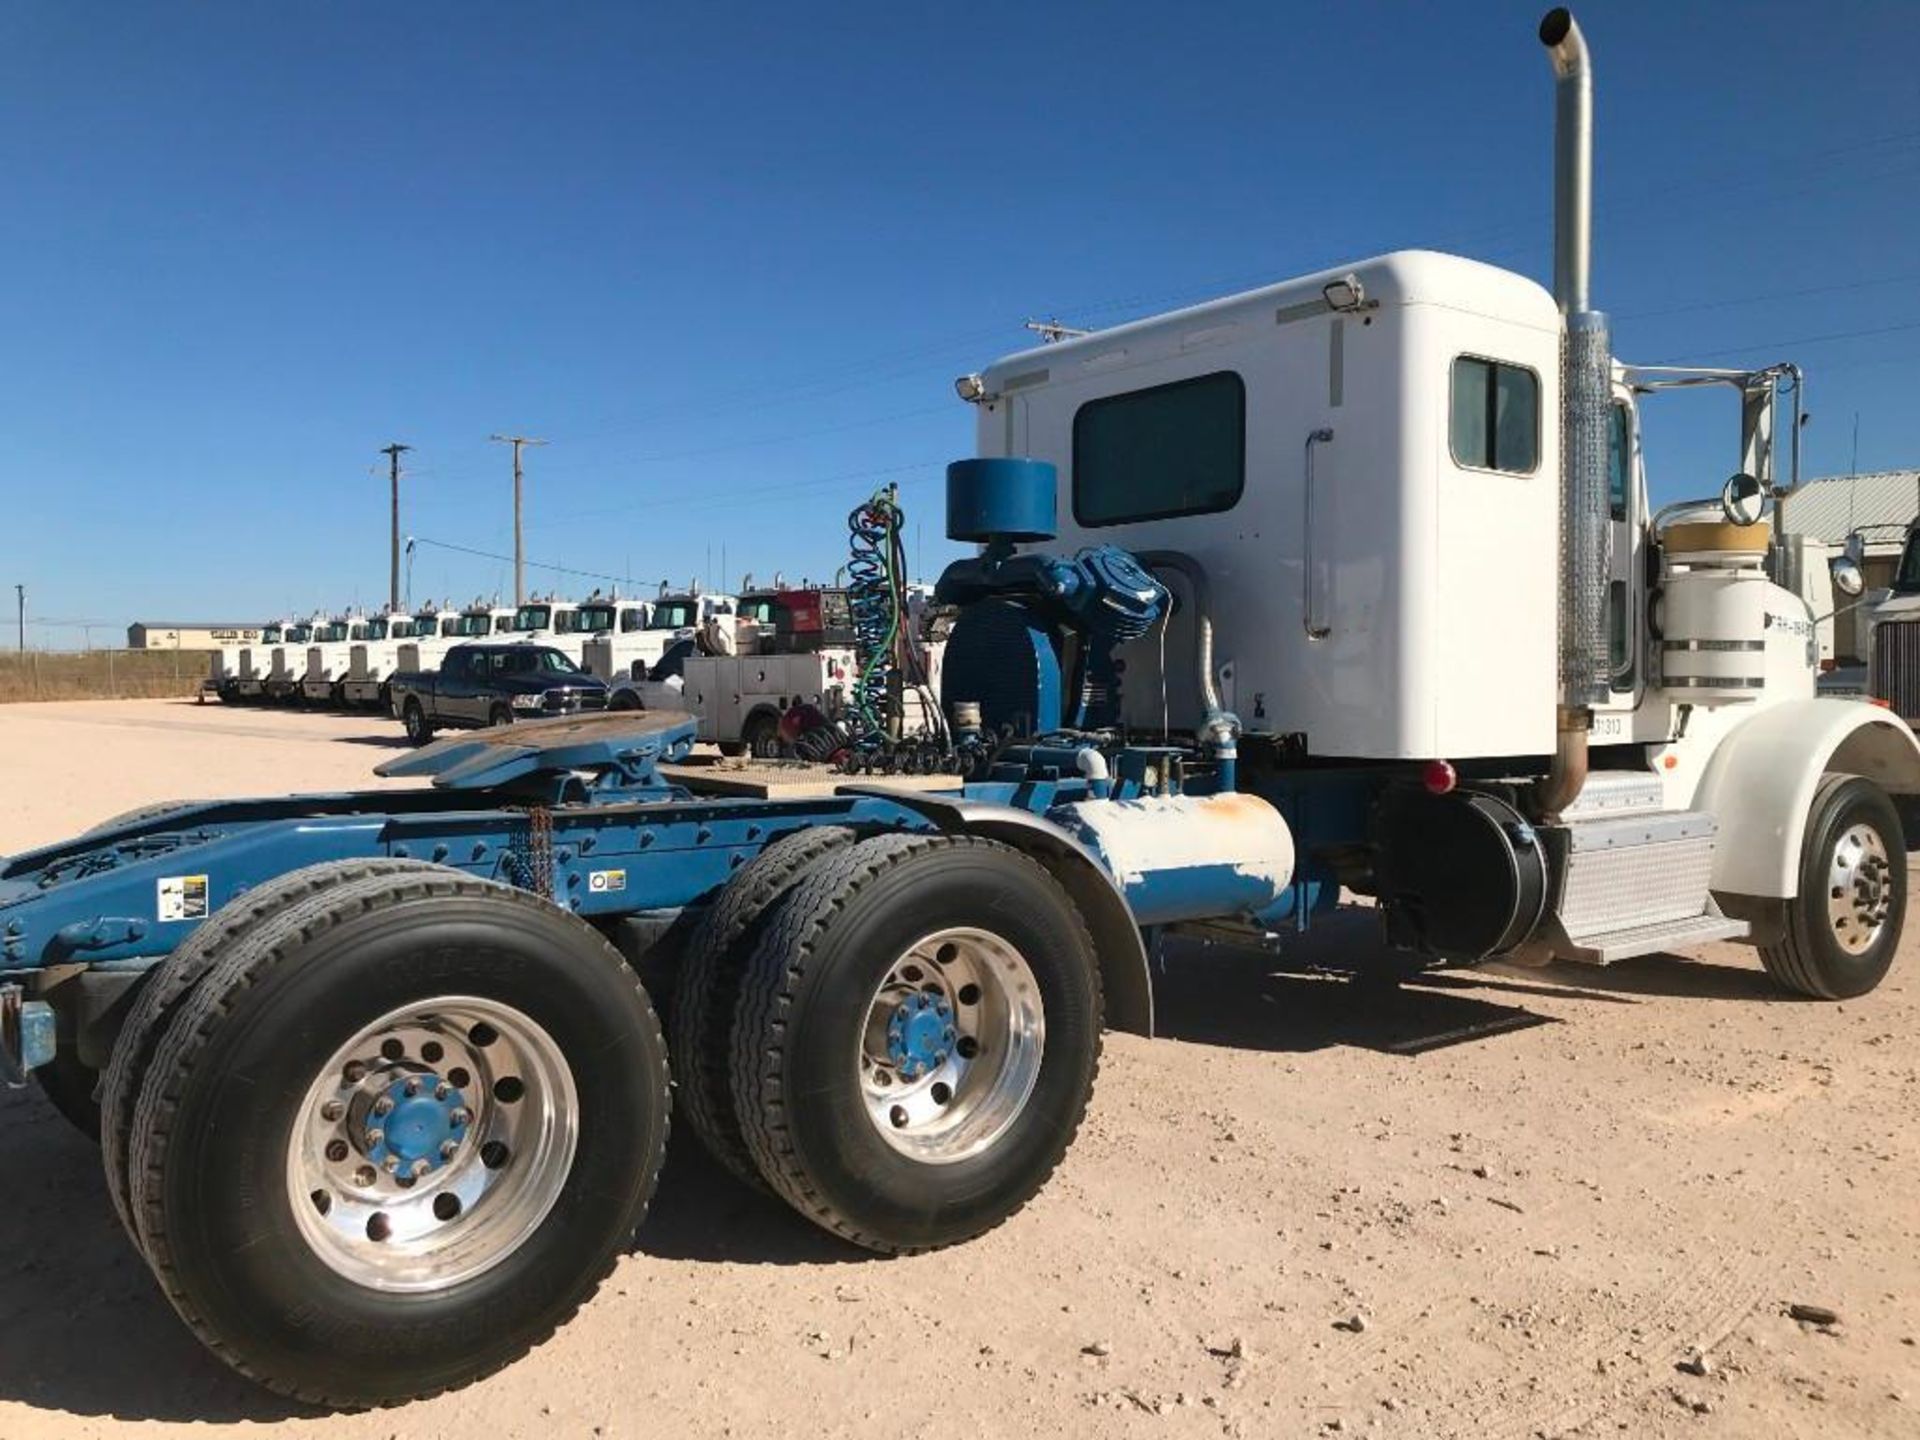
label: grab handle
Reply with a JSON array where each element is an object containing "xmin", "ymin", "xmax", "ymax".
[{"xmin": 1303, "ymin": 428, "xmax": 1334, "ymax": 639}]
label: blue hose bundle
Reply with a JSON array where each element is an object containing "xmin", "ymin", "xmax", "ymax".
[{"xmin": 846, "ymin": 487, "xmax": 903, "ymax": 738}]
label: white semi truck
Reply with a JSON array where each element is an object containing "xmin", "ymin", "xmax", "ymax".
[
  {"xmin": 262, "ymin": 615, "xmax": 326, "ymax": 704},
  {"xmin": 9, "ymin": 12, "xmax": 1915, "ymax": 1409},
  {"xmin": 581, "ymin": 582, "xmax": 737, "ymax": 684},
  {"xmin": 944, "ymin": 7, "xmax": 1915, "ymax": 989},
  {"xmin": 341, "ymin": 611, "xmax": 423, "ymax": 709},
  {"xmin": 507, "ymin": 596, "xmax": 589, "ymax": 664},
  {"xmin": 391, "ymin": 602, "xmax": 514, "ymax": 683},
  {"xmin": 299, "ymin": 613, "xmax": 371, "ymax": 706}
]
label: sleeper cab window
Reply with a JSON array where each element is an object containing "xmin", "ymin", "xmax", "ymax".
[
  {"xmin": 1072, "ymin": 370, "xmax": 1246, "ymax": 527},
  {"xmin": 1449, "ymin": 356, "xmax": 1540, "ymax": 475}
]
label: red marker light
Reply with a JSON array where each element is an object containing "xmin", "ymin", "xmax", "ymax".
[{"xmin": 1422, "ymin": 759, "xmax": 1457, "ymax": 795}]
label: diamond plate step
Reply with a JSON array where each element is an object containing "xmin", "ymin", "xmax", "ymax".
[
  {"xmin": 1557, "ymin": 913, "xmax": 1750, "ymax": 965},
  {"xmin": 1560, "ymin": 770, "xmax": 1668, "ymax": 821}
]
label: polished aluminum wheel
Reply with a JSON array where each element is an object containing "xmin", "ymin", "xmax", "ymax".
[
  {"xmin": 1827, "ymin": 820, "xmax": 1895, "ymax": 956},
  {"xmin": 856, "ymin": 926, "xmax": 1044, "ymax": 1164},
  {"xmin": 287, "ymin": 995, "xmax": 578, "ymax": 1292}
]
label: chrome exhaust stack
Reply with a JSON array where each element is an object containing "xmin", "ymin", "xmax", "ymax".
[{"xmin": 1537, "ymin": 7, "xmax": 1612, "ymax": 817}]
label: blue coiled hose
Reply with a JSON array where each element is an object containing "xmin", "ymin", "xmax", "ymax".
[{"xmin": 846, "ymin": 488, "xmax": 903, "ymax": 737}]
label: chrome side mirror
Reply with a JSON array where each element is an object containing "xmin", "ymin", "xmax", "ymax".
[
  {"xmin": 1720, "ymin": 471, "xmax": 1767, "ymax": 526},
  {"xmin": 1844, "ymin": 530, "xmax": 1868, "ymax": 565},
  {"xmin": 1830, "ymin": 555, "xmax": 1866, "ymax": 598}
]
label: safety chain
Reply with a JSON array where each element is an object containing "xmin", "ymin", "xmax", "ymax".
[{"xmin": 510, "ymin": 805, "xmax": 556, "ymax": 899}]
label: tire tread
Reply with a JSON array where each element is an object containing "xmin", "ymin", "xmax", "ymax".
[
  {"xmin": 125, "ymin": 868, "xmax": 668, "ymax": 1408},
  {"xmin": 728, "ymin": 833, "xmax": 1102, "ymax": 1254}
]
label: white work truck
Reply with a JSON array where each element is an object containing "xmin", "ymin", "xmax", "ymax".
[{"xmin": 947, "ymin": 7, "xmax": 1916, "ymax": 992}]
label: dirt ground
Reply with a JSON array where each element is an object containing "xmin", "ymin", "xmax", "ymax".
[{"xmin": 2, "ymin": 698, "xmax": 1917, "ymax": 1439}]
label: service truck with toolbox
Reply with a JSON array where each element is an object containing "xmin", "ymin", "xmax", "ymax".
[{"xmin": 0, "ymin": 11, "xmax": 1913, "ymax": 1409}]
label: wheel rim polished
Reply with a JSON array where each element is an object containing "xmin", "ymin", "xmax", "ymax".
[
  {"xmin": 1827, "ymin": 820, "xmax": 1894, "ymax": 956},
  {"xmin": 287, "ymin": 995, "xmax": 578, "ymax": 1292},
  {"xmin": 856, "ymin": 927, "xmax": 1044, "ymax": 1165}
]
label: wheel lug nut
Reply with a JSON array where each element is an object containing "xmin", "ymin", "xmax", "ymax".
[
  {"xmin": 434, "ymin": 1082, "xmax": 451, "ymax": 1101},
  {"xmin": 409, "ymin": 1158, "xmax": 431, "ymax": 1179},
  {"xmin": 383, "ymin": 1154, "xmax": 401, "ymax": 1173},
  {"xmin": 321, "ymin": 1100, "xmax": 345, "ymax": 1122},
  {"xmin": 404, "ymin": 1078, "xmax": 422, "ymax": 1098},
  {"xmin": 373, "ymin": 1096, "xmax": 394, "ymax": 1116},
  {"xmin": 343, "ymin": 1061, "xmax": 367, "ymax": 1084},
  {"xmin": 451, "ymin": 1107, "xmax": 472, "ymax": 1127},
  {"xmin": 440, "ymin": 1139, "xmax": 459, "ymax": 1159},
  {"xmin": 366, "ymin": 1128, "xmax": 385, "ymax": 1148}
]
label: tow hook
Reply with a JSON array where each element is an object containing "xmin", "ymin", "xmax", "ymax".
[{"xmin": 0, "ymin": 984, "xmax": 55, "ymax": 1089}]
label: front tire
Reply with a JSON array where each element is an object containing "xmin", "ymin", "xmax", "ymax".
[
  {"xmin": 125, "ymin": 870, "xmax": 670, "ymax": 1406},
  {"xmin": 1761, "ymin": 774, "xmax": 1906, "ymax": 999},
  {"xmin": 729, "ymin": 834, "xmax": 1102, "ymax": 1253},
  {"xmin": 489, "ymin": 703, "xmax": 515, "ymax": 729}
]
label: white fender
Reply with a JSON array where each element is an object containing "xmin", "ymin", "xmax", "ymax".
[{"xmin": 1690, "ymin": 698, "xmax": 1920, "ymax": 898}]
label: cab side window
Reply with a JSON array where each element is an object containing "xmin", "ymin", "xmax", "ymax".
[
  {"xmin": 1607, "ymin": 402, "xmax": 1632, "ymax": 522},
  {"xmin": 1450, "ymin": 357, "xmax": 1540, "ymax": 474}
]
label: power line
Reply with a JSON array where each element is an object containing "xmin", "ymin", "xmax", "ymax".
[
  {"xmin": 1652, "ymin": 316, "xmax": 1920, "ymax": 365},
  {"xmin": 408, "ymin": 536, "xmax": 635, "ymax": 590}
]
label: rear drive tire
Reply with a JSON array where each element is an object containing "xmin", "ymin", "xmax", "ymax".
[
  {"xmin": 402, "ymin": 698, "xmax": 434, "ymax": 746},
  {"xmin": 1761, "ymin": 774, "xmax": 1906, "ymax": 999},
  {"xmin": 672, "ymin": 826, "xmax": 856, "ymax": 1190},
  {"xmin": 729, "ymin": 834, "xmax": 1102, "ymax": 1253},
  {"xmin": 125, "ymin": 870, "xmax": 670, "ymax": 1406},
  {"xmin": 100, "ymin": 858, "xmax": 442, "ymax": 1241}
]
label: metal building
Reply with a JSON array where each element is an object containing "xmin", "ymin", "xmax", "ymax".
[{"xmin": 125, "ymin": 622, "xmax": 267, "ymax": 651}]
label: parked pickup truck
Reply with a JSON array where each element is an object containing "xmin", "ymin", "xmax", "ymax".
[{"xmin": 388, "ymin": 643, "xmax": 609, "ymax": 744}]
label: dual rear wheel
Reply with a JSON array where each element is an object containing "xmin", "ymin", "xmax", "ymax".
[
  {"xmin": 93, "ymin": 833, "xmax": 1104, "ymax": 1403},
  {"xmin": 677, "ymin": 831, "xmax": 1104, "ymax": 1252}
]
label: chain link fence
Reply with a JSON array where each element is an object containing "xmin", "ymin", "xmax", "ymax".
[{"xmin": 0, "ymin": 649, "xmax": 212, "ymax": 702}]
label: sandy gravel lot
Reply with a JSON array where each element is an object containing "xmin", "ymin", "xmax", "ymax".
[{"xmin": 2, "ymin": 699, "xmax": 1917, "ymax": 1438}]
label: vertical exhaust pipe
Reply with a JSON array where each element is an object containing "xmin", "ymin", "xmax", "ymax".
[{"xmin": 1537, "ymin": 7, "xmax": 1612, "ymax": 817}]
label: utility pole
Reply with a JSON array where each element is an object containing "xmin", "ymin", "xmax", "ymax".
[
  {"xmin": 380, "ymin": 443, "xmax": 411, "ymax": 612},
  {"xmin": 14, "ymin": 584, "xmax": 22, "ymax": 653},
  {"xmin": 490, "ymin": 434, "xmax": 547, "ymax": 604}
]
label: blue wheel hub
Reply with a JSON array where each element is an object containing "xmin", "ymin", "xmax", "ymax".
[
  {"xmin": 361, "ymin": 1072, "xmax": 470, "ymax": 1175},
  {"xmin": 886, "ymin": 992, "xmax": 957, "ymax": 1080}
]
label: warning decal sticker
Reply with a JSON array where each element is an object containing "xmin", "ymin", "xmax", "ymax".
[
  {"xmin": 588, "ymin": 869, "xmax": 627, "ymax": 894},
  {"xmin": 158, "ymin": 875, "xmax": 210, "ymax": 923}
]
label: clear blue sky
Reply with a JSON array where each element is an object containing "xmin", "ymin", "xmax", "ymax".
[{"xmin": 2, "ymin": 1, "xmax": 1916, "ymax": 644}]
